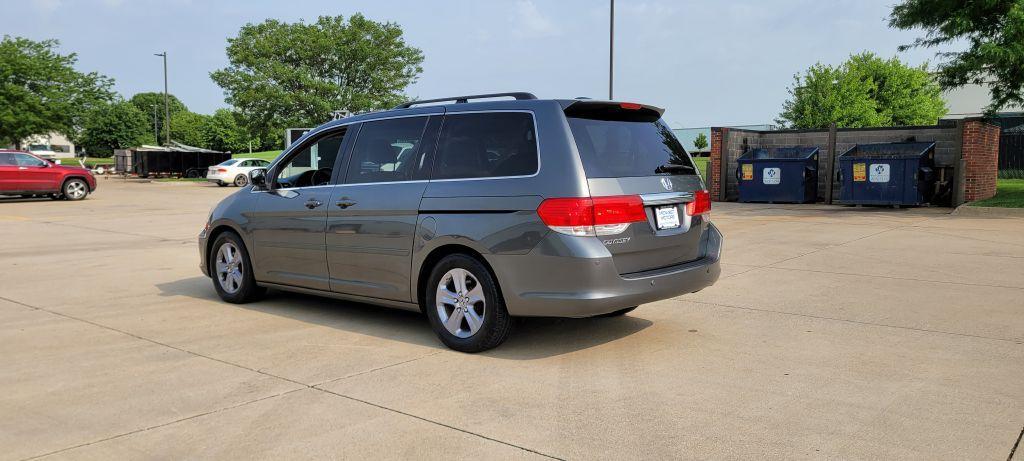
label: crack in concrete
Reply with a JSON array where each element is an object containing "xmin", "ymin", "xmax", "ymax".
[
  {"xmin": 2, "ymin": 295, "xmax": 561, "ymax": 461},
  {"xmin": 1009, "ymin": 424, "xmax": 1024, "ymax": 461}
]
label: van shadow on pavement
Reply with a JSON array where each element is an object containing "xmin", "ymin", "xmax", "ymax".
[{"xmin": 157, "ymin": 276, "xmax": 652, "ymax": 361}]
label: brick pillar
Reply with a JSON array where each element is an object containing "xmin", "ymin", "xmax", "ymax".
[
  {"xmin": 709, "ymin": 128, "xmax": 726, "ymax": 201},
  {"xmin": 961, "ymin": 120, "xmax": 1000, "ymax": 202}
]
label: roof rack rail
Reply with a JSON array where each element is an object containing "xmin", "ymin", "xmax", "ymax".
[{"xmin": 393, "ymin": 92, "xmax": 537, "ymax": 109}]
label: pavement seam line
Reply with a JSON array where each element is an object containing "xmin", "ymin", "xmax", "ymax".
[
  {"xmin": 311, "ymin": 350, "xmax": 446, "ymax": 388},
  {"xmin": 1009, "ymin": 424, "xmax": 1024, "ymax": 461},
  {"xmin": 23, "ymin": 388, "xmax": 308, "ymax": 461},
  {"xmin": 761, "ymin": 266, "xmax": 1024, "ymax": 291},
  {"xmin": 686, "ymin": 299, "xmax": 1023, "ymax": 344},
  {"xmin": 311, "ymin": 386, "xmax": 565, "ymax": 460},
  {"xmin": 3, "ymin": 295, "xmax": 562, "ymax": 460}
]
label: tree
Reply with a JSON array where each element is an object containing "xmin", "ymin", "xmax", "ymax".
[
  {"xmin": 0, "ymin": 36, "xmax": 115, "ymax": 148},
  {"xmin": 693, "ymin": 132, "xmax": 708, "ymax": 151},
  {"xmin": 777, "ymin": 52, "xmax": 947, "ymax": 129},
  {"xmin": 129, "ymin": 92, "xmax": 188, "ymax": 143},
  {"xmin": 211, "ymin": 14, "xmax": 424, "ymax": 143},
  {"xmin": 80, "ymin": 101, "xmax": 152, "ymax": 157},
  {"xmin": 171, "ymin": 111, "xmax": 209, "ymax": 147},
  {"xmin": 202, "ymin": 109, "xmax": 249, "ymax": 153},
  {"xmin": 890, "ymin": 0, "xmax": 1024, "ymax": 114}
]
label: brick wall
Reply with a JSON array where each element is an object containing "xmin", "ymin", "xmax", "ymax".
[
  {"xmin": 961, "ymin": 120, "xmax": 1000, "ymax": 202},
  {"xmin": 709, "ymin": 128, "xmax": 724, "ymax": 200}
]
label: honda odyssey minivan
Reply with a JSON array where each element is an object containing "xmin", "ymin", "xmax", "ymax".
[{"xmin": 199, "ymin": 93, "xmax": 722, "ymax": 352}]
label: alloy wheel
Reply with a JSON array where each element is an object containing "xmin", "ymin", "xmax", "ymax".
[
  {"xmin": 65, "ymin": 180, "xmax": 87, "ymax": 200},
  {"xmin": 215, "ymin": 242, "xmax": 244, "ymax": 294},
  {"xmin": 435, "ymin": 268, "xmax": 486, "ymax": 338}
]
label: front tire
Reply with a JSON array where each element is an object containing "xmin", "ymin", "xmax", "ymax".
[
  {"xmin": 424, "ymin": 254, "xmax": 512, "ymax": 353},
  {"xmin": 210, "ymin": 232, "xmax": 265, "ymax": 303},
  {"xmin": 63, "ymin": 178, "xmax": 89, "ymax": 201}
]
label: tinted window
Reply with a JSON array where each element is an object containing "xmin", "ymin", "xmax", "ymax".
[
  {"xmin": 433, "ymin": 112, "xmax": 537, "ymax": 180},
  {"xmin": 14, "ymin": 154, "xmax": 47, "ymax": 167},
  {"xmin": 275, "ymin": 131, "xmax": 345, "ymax": 188},
  {"xmin": 346, "ymin": 117, "xmax": 429, "ymax": 184},
  {"xmin": 567, "ymin": 114, "xmax": 696, "ymax": 178},
  {"xmin": 218, "ymin": 159, "xmax": 239, "ymax": 166},
  {"xmin": 0, "ymin": 153, "xmax": 15, "ymax": 166}
]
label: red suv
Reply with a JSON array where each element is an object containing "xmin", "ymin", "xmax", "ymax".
[{"xmin": 0, "ymin": 150, "xmax": 97, "ymax": 200}]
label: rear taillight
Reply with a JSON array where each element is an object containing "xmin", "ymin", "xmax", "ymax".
[
  {"xmin": 537, "ymin": 195, "xmax": 646, "ymax": 236},
  {"xmin": 217, "ymin": 168, "xmax": 228, "ymax": 173},
  {"xmin": 686, "ymin": 190, "xmax": 711, "ymax": 216}
]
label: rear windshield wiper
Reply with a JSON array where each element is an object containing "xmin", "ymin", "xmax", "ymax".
[{"xmin": 655, "ymin": 163, "xmax": 696, "ymax": 174}]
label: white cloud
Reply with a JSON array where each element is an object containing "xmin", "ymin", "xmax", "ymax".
[{"xmin": 512, "ymin": 0, "xmax": 559, "ymax": 38}]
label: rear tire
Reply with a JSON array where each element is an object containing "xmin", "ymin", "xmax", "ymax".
[
  {"xmin": 596, "ymin": 306, "xmax": 638, "ymax": 318},
  {"xmin": 233, "ymin": 174, "xmax": 248, "ymax": 187},
  {"xmin": 424, "ymin": 254, "xmax": 512, "ymax": 352},
  {"xmin": 209, "ymin": 232, "xmax": 266, "ymax": 303},
  {"xmin": 217, "ymin": 181, "xmax": 227, "ymax": 187},
  {"xmin": 62, "ymin": 178, "xmax": 89, "ymax": 201}
]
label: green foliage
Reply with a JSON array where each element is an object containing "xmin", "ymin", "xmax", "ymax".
[
  {"xmin": 970, "ymin": 179, "xmax": 1024, "ymax": 207},
  {"xmin": 202, "ymin": 109, "xmax": 249, "ymax": 153},
  {"xmin": 777, "ymin": 52, "xmax": 947, "ymax": 129},
  {"xmin": 80, "ymin": 100, "xmax": 152, "ymax": 157},
  {"xmin": 890, "ymin": 0, "xmax": 1024, "ymax": 114},
  {"xmin": 171, "ymin": 111, "xmax": 209, "ymax": 147},
  {"xmin": 0, "ymin": 36, "xmax": 115, "ymax": 147},
  {"xmin": 211, "ymin": 14, "xmax": 424, "ymax": 144},
  {"xmin": 129, "ymin": 92, "xmax": 188, "ymax": 143},
  {"xmin": 693, "ymin": 132, "xmax": 708, "ymax": 151}
]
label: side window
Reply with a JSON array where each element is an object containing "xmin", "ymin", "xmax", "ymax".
[
  {"xmin": 274, "ymin": 130, "xmax": 346, "ymax": 189},
  {"xmin": 257, "ymin": 160, "xmax": 270, "ymax": 167},
  {"xmin": 0, "ymin": 153, "xmax": 15, "ymax": 165},
  {"xmin": 239, "ymin": 160, "xmax": 254, "ymax": 167},
  {"xmin": 346, "ymin": 117, "xmax": 429, "ymax": 184},
  {"xmin": 432, "ymin": 112, "xmax": 538, "ymax": 180},
  {"xmin": 14, "ymin": 154, "xmax": 47, "ymax": 167}
]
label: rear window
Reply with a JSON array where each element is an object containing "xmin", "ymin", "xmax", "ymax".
[
  {"xmin": 432, "ymin": 112, "xmax": 538, "ymax": 180},
  {"xmin": 566, "ymin": 106, "xmax": 696, "ymax": 178},
  {"xmin": 218, "ymin": 159, "xmax": 239, "ymax": 166}
]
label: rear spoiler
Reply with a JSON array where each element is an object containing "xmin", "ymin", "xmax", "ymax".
[{"xmin": 560, "ymin": 100, "xmax": 665, "ymax": 121}]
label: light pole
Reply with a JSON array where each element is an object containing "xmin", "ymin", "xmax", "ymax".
[
  {"xmin": 609, "ymin": 0, "xmax": 614, "ymax": 100},
  {"xmin": 154, "ymin": 52, "xmax": 170, "ymax": 145}
]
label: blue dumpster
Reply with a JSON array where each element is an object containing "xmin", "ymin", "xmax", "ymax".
[
  {"xmin": 836, "ymin": 142, "xmax": 936, "ymax": 207},
  {"xmin": 735, "ymin": 147, "xmax": 819, "ymax": 203}
]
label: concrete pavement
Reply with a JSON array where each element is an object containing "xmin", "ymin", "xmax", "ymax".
[{"xmin": 1, "ymin": 179, "xmax": 1022, "ymax": 460}]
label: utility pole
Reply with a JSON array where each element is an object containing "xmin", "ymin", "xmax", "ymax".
[
  {"xmin": 609, "ymin": 0, "xmax": 614, "ymax": 100},
  {"xmin": 154, "ymin": 52, "xmax": 170, "ymax": 145}
]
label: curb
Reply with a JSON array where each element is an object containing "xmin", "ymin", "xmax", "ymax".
[{"xmin": 952, "ymin": 205, "xmax": 1024, "ymax": 218}]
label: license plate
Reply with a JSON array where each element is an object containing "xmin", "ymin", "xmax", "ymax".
[{"xmin": 655, "ymin": 205, "xmax": 680, "ymax": 229}]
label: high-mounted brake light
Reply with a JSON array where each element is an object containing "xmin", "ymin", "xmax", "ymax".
[
  {"xmin": 619, "ymin": 102, "xmax": 643, "ymax": 110},
  {"xmin": 686, "ymin": 190, "xmax": 712, "ymax": 216},
  {"xmin": 537, "ymin": 195, "xmax": 646, "ymax": 236}
]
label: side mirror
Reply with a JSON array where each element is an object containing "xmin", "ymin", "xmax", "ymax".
[{"xmin": 249, "ymin": 168, "xmax": 268, "ymax": 190}]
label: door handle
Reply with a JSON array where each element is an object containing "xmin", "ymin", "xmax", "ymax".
[
  {"xmin": 304, "ymin": 199, "xmax": 323, "ymax": 209},
  {"xmin": 336, "ymin": 200, "xmax": 357, "ymax": 209}
]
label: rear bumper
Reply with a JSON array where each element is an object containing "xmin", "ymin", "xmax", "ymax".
[{"xmin": 488, "ymin": 222, "xmax": 723, "ymax": 317}]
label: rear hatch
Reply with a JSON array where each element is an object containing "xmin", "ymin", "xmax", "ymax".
[{"xmin": 564, "ymin": 101, "xmax": 710, "ymax": 275}]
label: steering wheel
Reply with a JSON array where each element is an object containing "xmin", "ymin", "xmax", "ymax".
[{"xmin": 311, "ymin": 168, "xmax": 332, "ymax": 186}]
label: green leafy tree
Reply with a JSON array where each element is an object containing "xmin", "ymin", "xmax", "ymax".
[
  {"xmin": 211, "ymin": 14, "xmax": 424, "ymax": 143},
  {"xmin": 777, "ymin": 52, "xmax": 947, "ymax": 129},
  {"xmin": 128, "ymin": 92, "xmax": 188, "ymax": 143},
  {"xmin": 202, "ymin": 109, "xmax": 249, "ymax": 153},
  {"xmin": 80, "ymin": 101, "xmax": 152, "ymax": 157},
  {"xmin": 693, "ymin": 132, "xmax": 708, "ymax": 151},
  {"xmin": 890, "ymin": 0, "xmax": 1024, "ymax": 113},
  {"xmin": 0, "ymin": 36, "xmax": 115, "ymax": 148},
  {"xmin": 171, "ymin": 111, "xmax": 209, "ymax": 147}
]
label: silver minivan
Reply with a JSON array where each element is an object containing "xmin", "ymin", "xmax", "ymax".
[{"xmin": 199, "ymin": 93, "xmax": 722, "ymax": 352}]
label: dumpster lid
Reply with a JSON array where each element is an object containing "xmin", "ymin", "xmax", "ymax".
[
  {"xmin": 839, "ymin": 141, "xmax": 935, "ymax": 159},
  {"xmin": 738, "ymin": 146, "xmax": 819, "ymax": 161}
]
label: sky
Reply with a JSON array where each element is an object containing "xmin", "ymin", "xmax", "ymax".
[{"xmin": 1, "ymin": 0, "xmax": 950, "ymax": 128}]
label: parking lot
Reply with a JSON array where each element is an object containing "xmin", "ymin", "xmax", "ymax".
[{"xmin": 2, "ymin": 179, "xmax": 1022, "ymax": 460}]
